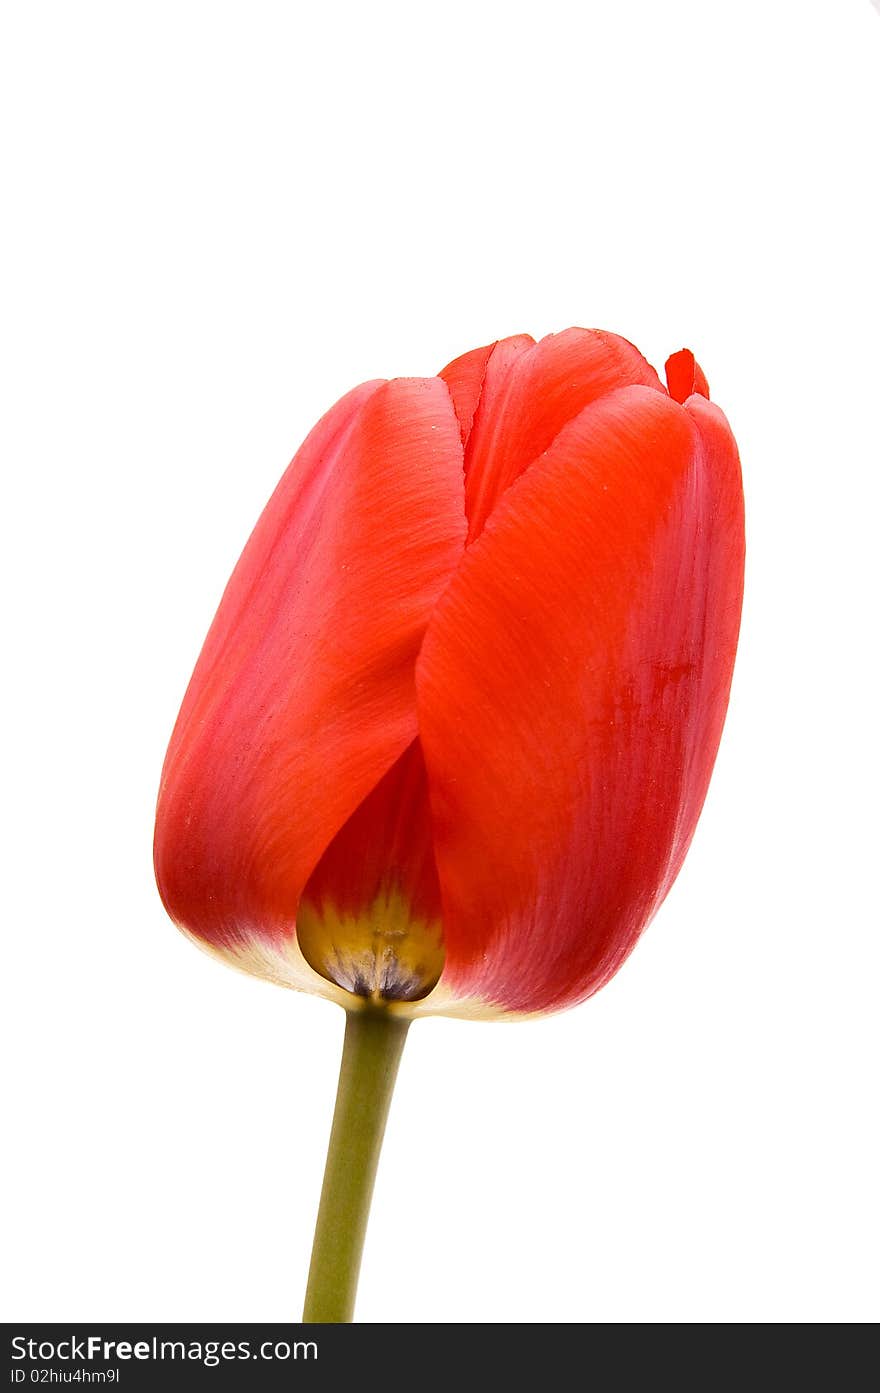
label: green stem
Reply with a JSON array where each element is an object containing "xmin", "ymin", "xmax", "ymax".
[{"xmin": 303, "ymin": 1007, "xmax": 410, "ymax": 1322}]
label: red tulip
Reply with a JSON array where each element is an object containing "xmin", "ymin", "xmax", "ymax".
[{"xmin": 154, "ymin": 329, "xmax": 744, "ymax": 1020}]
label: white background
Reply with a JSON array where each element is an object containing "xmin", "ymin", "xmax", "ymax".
[{"xmin": 2, "ymin": 0, "xmax": 878, "ymax": 1325}]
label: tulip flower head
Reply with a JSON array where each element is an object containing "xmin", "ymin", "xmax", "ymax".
[{"xmin": 155, "ymin": 330, "xmax": 744, "ymax": 1021}]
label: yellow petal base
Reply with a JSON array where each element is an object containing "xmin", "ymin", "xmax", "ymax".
[{"xmin": 296, "ymin": 886, "xmax": 444, "ymax": 1004}]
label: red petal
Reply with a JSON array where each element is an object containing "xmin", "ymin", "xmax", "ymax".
[
  {"xmin": 439, "ymin": 335, "xmax": 536, "ymax": 448},
  {"xmin": 417, "ymin": 386, "xmax": 744, "ymax": 1015},
  {"xmin": 463, "ymin": 328, "xmax": 664, "ymax": 541},
  {"xmin": 155, "ymin": 378, "xmax": 467, "ymax": 953},
  {"xmin": 665, "ymin": 348, "xmax": 710, "ymax": 403},
  {"xmin": 660, "ymin": 393, "xmax": 745, "ymax": 892},
  {"xmin": 439, "ymin": 342, "xmax": 496, "ymax": 445}
]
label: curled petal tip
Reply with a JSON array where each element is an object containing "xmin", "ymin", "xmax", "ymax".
[{"xmin": 665, "ymin": 348, "xmax": 710, "ymax": 403}]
